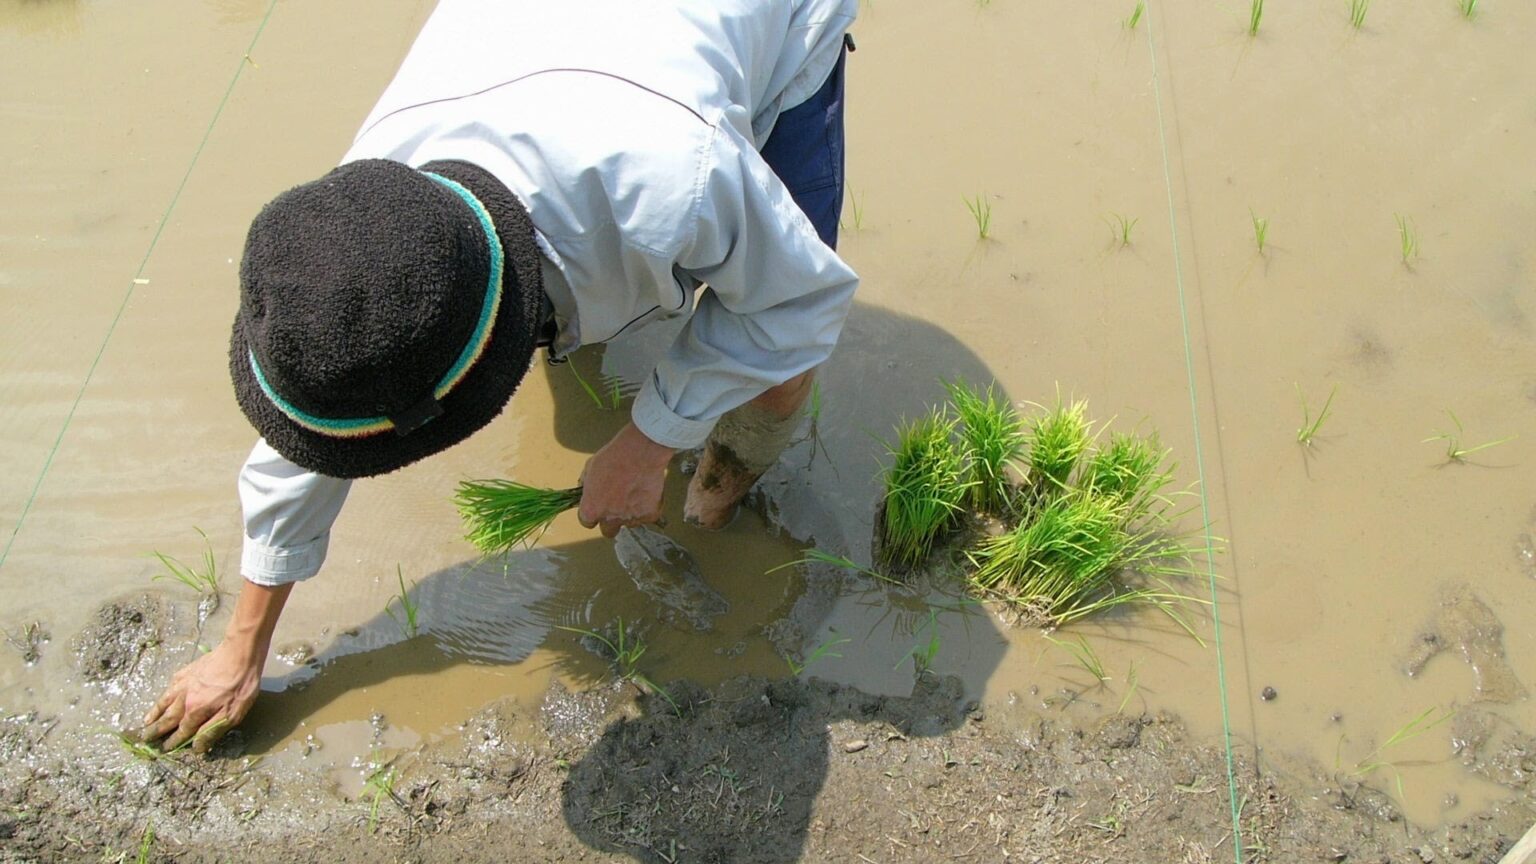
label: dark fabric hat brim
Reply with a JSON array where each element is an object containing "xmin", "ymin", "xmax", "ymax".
[{"xmin": 230, "ymin": 160, "xmax": 545, "ymax": 479}]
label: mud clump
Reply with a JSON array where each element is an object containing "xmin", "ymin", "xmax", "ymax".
[
  {"xmin": 1453, "ymin": 709, "xmax": 1536, "ymax": 792},
  {"xmin": 1402, "ymin": 587, "xmax": 1527, "ymax": 703},
  {"xmin": 71, "ymin": 594, "xmax": 167, "ymax": 682}
]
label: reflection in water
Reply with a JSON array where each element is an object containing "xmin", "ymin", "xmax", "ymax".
[{"xmin": 0, "ymin": 0, "xmax": 84, "ymax": 37}]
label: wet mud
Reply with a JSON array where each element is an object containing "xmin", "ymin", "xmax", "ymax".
[
  {"xmin": 4, "ymin": 648, "xmax": 1534, "ymax": 863},
  {"xmin": 1403, "ymin": 587, "xmax": 1528, "ymax": 705},
  {"xmin": 4, "ymin": 596, "xmax": 1535, "ymax": 862}
]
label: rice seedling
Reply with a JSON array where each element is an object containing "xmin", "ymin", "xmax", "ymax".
[
  {"xmin": 879, "ymin": 410, "xmax": 971, "ymax": 568},
  {"xmin": 4, "ymin": 621, "xmax": 48, "ymax": 664},
  {"xmin": 1082, "ymin": 431, "xmax": 1175, "ymax": 524},
  {"xmin": 454, "ymin": 480, "xmax": 582, "ymax": 554},
  {"xmin": 804, "ymin": 379, "xmax": 822, "ymax": 422},
  {"xmin": 569, "ymin": 362, "xmax": 623, "ymax": 410},
  {"xmin": 150, "ymin": 528, "xmax": 219, "ymax": 596},
  {"xmin": 558, "ymin": 617, "xmax": 679, "ymax": 714},
  {"xmin": 1348, "ymin": 706, "xmax": 1455, "ymax": 796},
  {"xmin": 902, "ymin": 608, "xmax": 942, "ymax": 675},
  {"xmin": 1395, "ymin": 213, "xmax": 1418, "ymax": 265},
  {"xmin": 1458, "ymin": 0, "xmax": 1478, "ymax": 19},
  {"xmin": 968, "ymin": 488, "xmax": 1203, "ymax": 628},
  {"xmin": 1117, "ymin": 660, "xmax": 1141, "ymax": 713},
  {"xmin": 385, "ymin": 566, "xmax": 419, "ymax": 638},
  {"xmin": 963, "ymin": 194, "xmax": 993, "ymax": 240},
  {"xmin": 1124, "ymin": 1, "xmax": 1145, "ymax": 29},
  {"xmin": 1250, "ymin": 209, "xmax": 1269, "ymax": 255},
  {"xmin": 1248, "ymin": 0, "xmax": 1264, "ymax": 35},
  {"xmin": 1422, "ymin": 410, "xmax": 1516, "ymax": 462},
  {"xmin": 786, "ymin": 633, "xmax": 851, "ymax": 676},
  {"xmin": 1044, "ymin": 633, "xmax": 1109, "ymax": 685},
  {"xmin": 846, "ymin": 187, "xmax": 865, "ymax": 232},
  {"xmin": 1107, "ymin": 213, "xmax": 1139, "ymax": 249},
  {"xmin": 118, "ymin": 730, "xmax": 191, "ymax": 762},
  {"xmin": 1295, "ymin": 383, "xmax": 1338, "ymax": 447},
  {"xmin": 945, "ymin": 379, "xmax": 1026, "ymax": 514},
  {"xmin": 363, "ymin": 762, "xmax": 398, "ymax": 834},
  {"xmin": 135, "ymin": 824, "xmax": 155, "ymax": 864},
  {"xmin": 767, "ymin": 548, "xmax": 897, "ymax": 585},
  {"xmin": 1025, "ymin": 396, "xmax": 1094, "ymax": 496},
  {"xmin": 1348, "ymin": 0, "xmax": 1371, "ymax": 28}
]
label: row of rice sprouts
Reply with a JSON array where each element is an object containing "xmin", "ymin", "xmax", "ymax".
[{"xmin": 879, "ymin": 383, "xmax": 1204, "ymax": 629}]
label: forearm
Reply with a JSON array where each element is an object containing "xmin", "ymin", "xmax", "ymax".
[{"xmin": 220, "ymin": 579, "xmax": 293, "ymax": 662}]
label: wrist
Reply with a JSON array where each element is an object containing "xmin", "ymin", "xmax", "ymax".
[{"xmin": 624, "ymin": 421, "xmax": 676, "ymax": 467}]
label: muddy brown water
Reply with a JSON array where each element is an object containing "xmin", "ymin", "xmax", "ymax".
[{"xmin": 2, "ymin": 0, "xmax": 1532, "ymax": 837}]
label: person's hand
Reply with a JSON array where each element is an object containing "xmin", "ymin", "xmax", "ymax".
[
  {"xmin": 578, "ymin": 421, "xmax": 676, "ymax": 538},
  {"xmin": 138, "ymin": 639, "xmax": 264, "ymax": 753}
]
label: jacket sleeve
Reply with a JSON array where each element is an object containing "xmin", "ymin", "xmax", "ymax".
[
  {"xmin": 237, "ymin": 439, "xmax": 352, "ymax": 586},
  {"xmin": 630, "ymin": 118, "xmax": 859, "ymax": 450}
]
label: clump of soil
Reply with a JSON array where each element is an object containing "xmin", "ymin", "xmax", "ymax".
[
  {"xmin": 71, "ymin": 594, "xmax": 168, "ymax": 682},
  {"xmin": 1402, "ymin": 586, "xmax": 1527, "ymax": 703}
]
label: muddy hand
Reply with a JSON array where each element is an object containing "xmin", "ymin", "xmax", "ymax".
[
  {"xmin": 578, "ymin": 421, "xmax": 676, "ymax": 538},
  {"xmin": 139, "ymin": 640, "xmax": 262, "ymax": 753}
]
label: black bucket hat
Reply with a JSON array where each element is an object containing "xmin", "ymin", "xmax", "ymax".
[{"xmin": 229, "ymin": 158, "xmax": 545, "ymax": 479}]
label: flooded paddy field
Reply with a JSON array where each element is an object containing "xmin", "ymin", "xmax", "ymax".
[{"xmin": 2, "ymin": 0, "xmax": 1533, "ymax": 861}]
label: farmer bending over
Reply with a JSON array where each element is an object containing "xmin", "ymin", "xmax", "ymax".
[{"xmin": 140, "ymin": 0, "xmax": 859, "ymax": 752}]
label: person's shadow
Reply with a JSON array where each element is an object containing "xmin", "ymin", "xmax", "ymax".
[
  {"xmin": 239, "ymin": 301, "xmax": 1012, "ymax": 864},
  {"xmin": 555, "ymin": 301, "xmax": 1012, "ymax": 863}
]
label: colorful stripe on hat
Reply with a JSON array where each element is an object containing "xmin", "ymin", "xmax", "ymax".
[{"xmin": 247, "ymin": 170, "xmax": 505, "ymax": 439}]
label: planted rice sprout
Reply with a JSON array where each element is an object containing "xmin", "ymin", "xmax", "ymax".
[
  {"xmin": 1395, "ymin": 213, "xmax": 1418, "ymax": 265},
  {"xmin": 1295, "ymin": 383, "xmax": 1338, "ymax": 447},
  {"xmin": 385, "ymin": 565, "xmax": 420, "ymax": 638},
  {"xmin": 1248, "ymin": 0, "xmax": 1264, "ymax": 35},
  {"xmin": 1124, "ymin": 0, "xmax": 1145, "ymax": 29},
  {"xmin": 1458, "ymin": 0, "xmax": 1477, "ymax": 19},
  {"xmin": 1250, "ymin": 209, "xmax": 1269, "ymax": 255},
  {"xmin": 558, "ymin": 618, "xmax": 678, "ymax": 714},
  {"xmin": 1106, "ymin": 213, "xmax": 1139, "ymax": 249},
  {"xmin": 1349, "ymin": 0, "xmax": 1371, "ymax": 28},
  {"xmin": 846, "ymin": 187, "xmax": 865, "ymax": 231},
  {"xmin": 879, "ymin": 410, "xmax": 972, "ymax": 568},
  {"xmin": 1348, "ymin": 706, "xmax": 1455, "ymax": 797},
  {"xmin": 570, "ymin": 362, "xmax": 623, "ymax": 410},
  {"xmin": 904, "ymin": 609, "xmax": 942, "ymax": 675},
  {"xmin": 1025, "ymin": 396, "xmax": 1094, "ymax": 497},
  {"xmin": 963, "ymin": 193, "xmax": 993, "ymax": 240},
  {"xmin": 946, "ymin": 379, "xmax": 1026, "ymax": 514},
  {"xmin": 1422, "ymin": 410, "xmax": 1516, "ymax": 462},
  {"xmin": 363, "ymin": 761, "xmax": 398, "ymax": 834},
  {"xmin": 1044, "ymin": 633, "xmax": 1109, "ymax": 685},
  {"xmin": 151, "ymin": 528, "xmax": 220, "ymax": 596},
  {"xmin": 786, "ymin": 633, "xmax": 851, "ymax": 676},
  {"xmin": 455, "ymin": 480, "xmax": 582, "ymax": 554}
]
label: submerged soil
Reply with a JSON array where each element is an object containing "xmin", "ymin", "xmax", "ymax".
[{"xmin": 2, "ymin": 595, "xmax": 1532, "ymax": 864}]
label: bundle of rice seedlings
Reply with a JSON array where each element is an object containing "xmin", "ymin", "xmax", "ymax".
[
  {"xmin": 945, "ymin": 380, "xmax": 1026, "ymax": 514},
  {"xmin": 1026, "ymin": 396, "xmax": 1093, "ymax": 496},
  {"xmin": 1081, "ymin": 431, "xmax": 1175, "ymax": 525},
  {"xmin": 454, "ymin": 480, "xmax": 582, "ymax": 554},
  {"xmin": 880, "ymin": 410, "xmax": 971, "ymax": 569},
  {"xmin": 967, "ymin": 489, "xmax": 1200, "ymax": 627}
]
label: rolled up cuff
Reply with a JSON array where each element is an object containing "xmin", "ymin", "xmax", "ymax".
[
  {"xmin": 632, "ymin": 374, "xmax": 716, "ymax": 450},
  {"xmin": 241, "ymin": 531, "xmax": 329, "ymax": 586}
]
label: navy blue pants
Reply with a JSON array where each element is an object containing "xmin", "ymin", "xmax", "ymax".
[{"xmin": 759, "ymin": 45, "xmax": 847, "ymax": 251}]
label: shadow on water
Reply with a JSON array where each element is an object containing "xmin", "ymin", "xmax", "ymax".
[{"xmin": 241, "ymin": 301, "xmax": 1014, "ymax": 862}]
